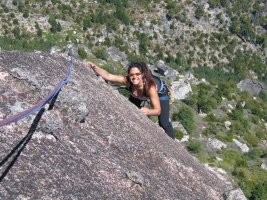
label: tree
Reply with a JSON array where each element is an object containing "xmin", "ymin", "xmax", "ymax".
[
  {"xmin": 114, "ymin": 4, "xmax": 129, "ymax": 24},
  {"xmin": 37, "ymin": 28, "xmax": 42, "ymax": 37},
  {"xmin": 212, "ymin": 88, "xmax": 222, "ymax": 104},
  {"xmin": 3, "ymin": 5, "xmax": 9, "ymax": 13},
  {"xmin": 208, "ymin": 0, "xmax": 220, "ymax": 8},
  {"xmin": 49, "ymin": 18, "xmax": 57, "ymax": 33},
  {"xmin": 12, "ymin": 0, "xmax": 18, "ymax": 5},
  {"xmin": 195, "ymin": 5, "xmax": 204, "ymax": 19},
  {"xmin": 229, "ymin": 18, "xmax": 240, "ymax": 34},
  {"xmin": 207, "ymin": 97, "xmax": 217, "ymax": 109},
  {"xmin": 12, "ymin": 27, "xmax": 20, "ymax": 38},
  {"xmin": 23, "ymin": 9, "xmax": 29, "ymax": 18},
  {"xmin": 197, "ymin": 88, "xmax": 207, "ymax": 113},
  {"xmin": 107, "ymin": 18, "xmax": 118, "ymax": 32},
  {"xmin": 57, "ymin": 22, "xmax": 62, "ymax": 32},
  {"xmin": 136, "ymin": 32, "xmax": 149, "ymax": 54},
  {"xmin": 259, "ymin": 90, "xmax": 267, "ymax": 102},
  {"xmin": 172, "ymin": 106, "xmax": 194, "ymax": 134},
  {"xmin": 48, "ymin": 18, "xmax": 62, "ymax": 33},
  {"xmin": 230, "ymin": 102, "xmax": 244, "ymax": 120},
  {"xmin": 13, "ymin": 19, "xmax": 19, "ymax": 25},
  {"xmin": 114, "ymin": 36, "xmax": 124, "ymax": 48},
  {"xmin": 92, "ymin": 47, "xmax": 108, "ymax": 61},
  {"xmin": 221, "ymin": 0, "xmax": 229, "ymax": 7},
  {"xmin": 83, "ymin": 18, "xmax": 92, "ymax": 30},
  {"xmin": 103, "ymin": 37, "xmax": 111, "ymax": 46}
]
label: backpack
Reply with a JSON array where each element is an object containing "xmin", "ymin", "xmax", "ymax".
[
  {"xmin": 151, "ymin": 74, "xmax": 174, "ymax": 103},
  {"xmin": 140, "ymin": 75, "xmax": 172, "ymax": 108},
  {"xmin": 152, "ymin": 74, "xmax": 168, "ymax": 96}
]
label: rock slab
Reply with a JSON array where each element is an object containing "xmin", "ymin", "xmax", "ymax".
[{"xmin": 0, "ymin": 50, "xmax": 239, "ymax": 199}]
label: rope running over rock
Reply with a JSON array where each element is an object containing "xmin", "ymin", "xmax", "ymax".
[{"xmin": 0, "ymin": 56, "xmax": 75, "ymax": 127}]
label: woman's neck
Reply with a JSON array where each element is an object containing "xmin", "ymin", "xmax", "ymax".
[
  {"xmin": 133, "ymin": 83, "xmax": 143, "ymax": 90},
  {"xmin": 132, "ymin": 83, "xmax": 144, "ymax": 97}
]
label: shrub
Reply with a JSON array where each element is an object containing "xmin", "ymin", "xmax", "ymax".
[
  {"xmin": 12, "ymin": 26, "xmax": 20, "ymax": 37},
  {"xmin": 249, "ymin": 115, "xmax": 260, "ymax": 125},
  {"xmin": 207, "ymin": 97, "xmax": 218, "ymax": 109},
  {"xmin": 174, "ymin": 128, "xmax": 184, "ymax": 140},
  {"xmin": 221, "ymin": 150, "xmax": 243, "ymax": 164},
  {"xmin": 215, "ymin": 132, "xmax": 233, "ymax": 142},
  {"xmin": 232, "ymin": 167, "xmax": 251, "ymax": 180},
  {"xmin": 172, "ymin": 105, "xmax": 194, "ymax": 134},
  {"xmin": 195, "ymin": 5, "xmax": 204, "ymax": 19},
  {"xmin": 244, "ymin": 133, "xmax": 259, "ymax": 147},
  {"xmin": 260, "ymin": 149, "xmax": 267, "ymax": 158},
  {"xmin": 221, "ymin": 106, "xmax": 227, "ymax": 112},
  {"xmin": 101, "ymin": 64, "xmax": 114, "ymax": 74},
  {"xmin": 203, "ymin": 129, "xmax": 210, "ymax": 136},
  {"xmin": 92, "ymin": 47, "xmax": 108, "ymax": 61},
  {"xmin": 13, "ymin": 18, "xmax": 19, "ymax": 24},
  {"xmin": 239, "ymin": 180, "xmax": 256, "ymax": 199},
  {"xmin": 115, "ymin": 84, "xmax": 130, "ymax": 98},
  {"xmin": 23, "ymin": 9, "xmax": 29, "ymax": 18},
  {"xmin": 209, "ymin": 123, "xmax": 219, "ymax": 135},
  {"xmin": 2, "ymin": 24, "xmax": 8, "ymax": 29},
  {"xmin": 255, "ymin": 129, "xmax": 266, "ymax": 140},
  {"xmin": 259, "ymin": 90, "xmax": 267, "ymax": 101},
  {"xmin": 230, "ymin": 120, "xmax": 247, "ymax": 135},
  {"xmin": 247, "ymin": 149, "xmax": 261, "ymax": 160},
  {"xmin": 204, "ymin": 113, "xmax": 218, "ymax": 122},
  {"xmin": 235, "ymin": 159, "xmax": 248, "ymax": 168},
  {"xmin": 251, "ymin": 181, "xmax": 267, "ymax": 200},
  {"xmin": 239, "ymin": 90, "xmax": 252, "ymax": 101},
  {"xmin": 78, "ymin": 47, "xmax": 87, "ymax": 59},
  {"xmin": 186, "ymin": 140, "xmax": 202, "ymax": 153}
]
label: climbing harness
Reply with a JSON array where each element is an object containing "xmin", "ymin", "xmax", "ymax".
[{"xmin": 0, "ymin": 56, "xmax": 75, "ymax": 127}]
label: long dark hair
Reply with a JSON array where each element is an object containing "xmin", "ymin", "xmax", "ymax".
[{"xmin": 127, "ymin": 61, "xmax": 156, "ymax": 93}]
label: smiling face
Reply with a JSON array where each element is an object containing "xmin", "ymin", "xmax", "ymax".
[{"xmin": 129, "ymin": 67, "xmax": 143, "ymax": 86}]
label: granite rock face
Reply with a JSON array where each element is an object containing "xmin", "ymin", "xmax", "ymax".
[
  {"xmin": 0, "ymin": 50, "xmax": 237, "ymax": 199},
  {"xmin": 237, "ymin": 79, "xmax": 267, "ymax": 95}
]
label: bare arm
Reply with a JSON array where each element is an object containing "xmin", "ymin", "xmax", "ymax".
[
  {"xmin": 140, "ymin": 86, "xmax": 161, "ymax": 116},
  {"xmin": 84, "ymin": 61, "xmax": 127, "ymax": 85}
]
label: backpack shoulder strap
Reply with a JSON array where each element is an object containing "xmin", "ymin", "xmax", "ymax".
[{"xmin": 152, "ymin": 74, "xmax": 167, "ymax": 95}]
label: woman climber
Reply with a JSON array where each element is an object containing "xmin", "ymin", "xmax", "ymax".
[{"xmin": 84, "ymin": 61, "xmax": 174, "ymax": 139}]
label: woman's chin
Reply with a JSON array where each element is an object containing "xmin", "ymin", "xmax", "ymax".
[{"xmin": 131, "ymin": 80, "xmax": 140, "ymax": 85}]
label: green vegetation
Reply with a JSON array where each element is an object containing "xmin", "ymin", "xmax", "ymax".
[
  {"xmin": 0, "ymin": 36, "xmax": 55, "ymax": 52},
  {"xmin": 78, "ymin": 47, "xmax": 87, "ymax": 59},
  {"xmin": 172, "ymin": 105, "xmax": 194, "ymax": 134},
  {"xmin": 92, "ymin": 47, "xmax": 108, "ymax": 61},
  {"xmin": 174, "ymin": 128, "xmax": 184, "ymax": 140},
  {"xmin": 186, "ymin": 140, "xmax": 202, "ymax": 154}
]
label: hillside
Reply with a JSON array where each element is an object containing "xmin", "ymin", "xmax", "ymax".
[
  {"xmin": 0, "ymin": 0, "xmax": 266, "ymax": 72},
  {"xmin": 0, "ymin": 0, "xmax": 267, "ymax": 199}
]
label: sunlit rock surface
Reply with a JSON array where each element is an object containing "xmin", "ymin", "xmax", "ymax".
[{"xmin": 0, "ymin": 50, "xmax": 244, "ymax": 199}]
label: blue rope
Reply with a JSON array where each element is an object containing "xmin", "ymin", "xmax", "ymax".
[{"xmin": 0, "ymin": 56, "xmax": 75, "ymax": 127}]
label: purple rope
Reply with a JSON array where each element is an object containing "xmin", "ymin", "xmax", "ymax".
[{"xmin": 0, "ymin": 57, "xmax": 75, "ymax": 127}]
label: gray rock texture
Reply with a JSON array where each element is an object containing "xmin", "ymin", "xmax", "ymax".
[
  {"xmin": 208, "ymin": 138, "xmax": 227, "ymax": 150},
  {"xmin": 0, "ymin": 50, "xmax": 237, "ymax": 199},
  {"xmin": 172, "ymin": 79, "xmax": 193, "ymax": 100},
  {"xmin": 237, "ymin": 79, "xmax": 267, "ymax": 95}
]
